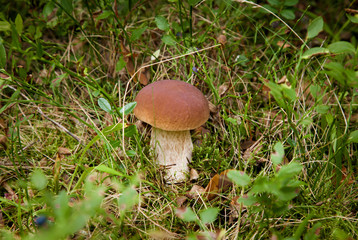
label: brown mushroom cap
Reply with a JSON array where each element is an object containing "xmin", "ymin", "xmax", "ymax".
[{"xmin": 134, "ymin": 80, "xmax": 209, "ymax": 131}]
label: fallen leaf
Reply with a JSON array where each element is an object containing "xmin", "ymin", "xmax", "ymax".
[
  {"xmin": 0, "ymin": 210, "xmax": 4, "ymax": 228},
  {"xmin": 242, "ymin": 143, "xmax": 263, "ymax": 162},
  {"xmin": 87, "ymin": 171, "xmax": 112, "ymax": 186},
  {"xmin": 3, "ymin": 183, "xmax": 18, "ymax": 201},
  {"xmin": 217, "ymin": 34, "xmax": 227, "ymax": 45},
  {"xmin": 0, "ymin": 118, "xmax": 7, "ymax": 130},
  {"xmin": 277, "ymin": 41, "xmax": 290, "ymax": 49},
  {"xmin": 190, "ymin": 168, "xmax": 200, "ymax": 181},
  {"xmin": 120, "ymin": 42, "xmax": 149, "ymax": 85},
  {"xmin": 221, "ymin": 65, "xmax": 231, "ymax": 72},
  {"xmin": 0, "ymin": 135, "xmax": 8, "ymax": 150},
  {"xmin": 149, "ymin": 230, "xmax": 176, "ymax": 240},
  {"xmin": 208, "ymin": 101, "xmax": 218, "ymax": 113},
  {"xmin": 195, "ymin": 229, "xmax": 226, "ymax": 240},
  {"xmin": 277, "ymin": 75, "xmax": 290, "ymax": 86},
  {"xmin": 193, "ymin": 126, "xmax": 210, "ymax": 146},
  {"xmin": 0, "ymin": 72, "xmax": 10, "ymax": 79},
  {"xmin": 176, "ymin": 196, "xmax": 188, "ymax": 207},
  {"xmin": 58, "ymin": 147, "xmax": 71, "ymax": 156},
  {"xmin": 240, "ymin": 140, "xmax": 256, "ymax": 150},
  {"xmin": 186, "ymin": 184, "xmax": 205, "ymax": 199},
  {"xmin": 204, "ymin": 170, "xmax": 234, "ymax": 200},
  {"xmin": 138, "ymin": 68, "xmax": 149, "ymax": 85},
  {"xmin": 218, "ymin": 82, "xmax": 230, "ymax": 97}
]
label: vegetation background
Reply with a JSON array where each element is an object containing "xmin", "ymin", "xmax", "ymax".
[{"xmin": 0, "ymin": 0, "xmax": 357, "ymax": 239}]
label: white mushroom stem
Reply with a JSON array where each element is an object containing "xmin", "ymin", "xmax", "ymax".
[{"xmin": 150, "ymin": 127, "xmax": 193, "ymax": 183}]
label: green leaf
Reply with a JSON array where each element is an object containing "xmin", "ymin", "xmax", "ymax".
[
  {"xmin": 36, "ymin": 40, "xmax": 43, "ymax": 57},
  {"xmin": 327, "ymin": 41, "xmax": 356, "ymax": 54},
  {"xmin": 124, "ymin": 124, "xmax": 137, "ymax": 137},
  {"xmin": 0, "ymin": 21, "xmax": 11, "ymax": 32},
  {"xmin": 277, "ymin": 162, "xmax": 302, "ymax": 178},
  {"xmin": 224, "ymin": 117, "xmax": 239, "ymax": 125},
  {"xmin": 300, "ymin": 117, "xmax": 312, "ymax": 127},
  {"xmin": 347, "ymin": 14, "xmax": 358, "ymax": 24},
  {"xmin": 15, "ymin": 14, "xmax": 23, "ymax": 35},
  {"xmin": 96, "ymin": 10, "xmax": 113, "ymax": 20},
  {"xmin": 310, "ymin": 84, "xmax": 322, "ymax": 99},
  {"xmin": 237, "ymin": 195, "xmax": 257, "ymax": 206},
  {"xmin": 155, "ymin": 16, "xmax": 170, "ymax": 31},
  {"xmin": 267, "ymin": 0, "xmax": 280, "ymax": 6},
  {"xmin": 227, "ymin": 170, "xmax": 251, "ymax": 187},
  {"xmin": 117, "ymin": 186, "xmax": 139, "ymax": 211},
  {"xmin": 271, "ymin": 142, "xmax": 284, "ymax": 165},
  {"xmin": 315, "ymin": 105, "xmax": 330, "ymax": 114},
  {"xmin": 307, "ymin": 16, "xmax": 324, "ymax": 39},
  {"xmin": 348, "ymin": 130, "xmax": 358, "ymax": 143},
  {"xmin": 31, "ymin": 169, "xmax": 48, "ymax": 190},
  {"xmin": 301, "ymin": 47, "xmax": 329, "ymax": 59},
  {"xmin": 43, "ymin": 1, "xmax": 55, "ymax": 17},
  {"xmin": 119, "ymin": 102, "xmax": 137, "ymax": 115},
  {"xmin": 281, "ymin": 9, "xmax": 296, "ymax": 20},
  {"xmin": 284, "ymin": 0, "xmax": 298, "ymax": 6},
  {"xmin": 176, "ymin": 207, "xmax": 197, "ymax": 222},
  {"xmin": 116, "ymin": 56, "xmax": 126, "ymax": 72},
  {"xmin": 130, "ymin": 26, "xmax": 147, "ymax": 42},
  {"xmin": 162, "ymin": 35, "xmax": 176, "ymax": 46},
  {"xmin": 98, "ymin": 98, "xmax": 112, "ymax": 113},
  {"xmin": 61, "ymin": 0, "xmax": 73, "ymax": 13},
  {"xmin": 281, "ymin": 84, "xmax": 296, "ymax": 102},
  {"xmin": 126, "ymin": 150, "xmax": 136, "ymax": 157},
  {"xmin": 11, "ymin": 24, "xmax": 21, "ymax": 50},
  {"xmin": 94, "ymin": 165, "xmax": 124, "ymax": 176},
  {"xmin": 199, "ymin": 208, "xmax": 219, "ymax": 224},
  {"xmin": 0, "ymin": 41, "xmax": 6, "ymax": 68}
]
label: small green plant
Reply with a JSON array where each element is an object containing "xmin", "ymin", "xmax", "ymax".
[
  {"xmin": 228, "ymin": 142, "xmax": 304, "ymax": 219},
  {"xmin": 263, "ymin": 0, "xmax": 299, "ymax": 20}
]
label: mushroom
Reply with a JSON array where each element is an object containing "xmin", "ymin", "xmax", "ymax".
[{"xmin": 134, "ymin": 80, "xmax": 210, "ymax": 183}]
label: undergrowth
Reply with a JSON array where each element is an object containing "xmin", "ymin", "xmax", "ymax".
[{"xmin": 0, "ymin": 0, "xmax": 357, "ymax": 239}]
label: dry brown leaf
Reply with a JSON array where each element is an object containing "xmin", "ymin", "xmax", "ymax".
[
  {"xmin": 58, "ymin": 147, "xmax": 71, "ymax": 156},
  {"xmin": 221, "ymin": 65, "xmax": 231, "ymax": 72},
  {"xmin": 208, "ymin": 101, "xmax": 218, "ymax": 113},
  {"xmin": 176, "ymin": 196, "xmax": 188, "ymax": 207},
  {"xmin": 242, "ymin": 143, "xmax": 262, "ymax": 162},
  {"xmin": 204, "ymin": 169, "xmax": 234, "ymax": 200},
  {"xmin": 0, "ymin": 72, "xmax": 10, "ymax": 80},
  {"xmin": 217, "ymin": 34, "xmax": 227, "ymax": 45},
  {"xmin": 0, "ymin": 209, "xmax": 4, "ymax": 228},
  {"xmin": 351, "ymin": 112, "xmax": 358, "ymax": 123},
  {"xmin": 195, "ymin": 229, "xmax": 226, "ymax": 240},
  {"xmin": 0, "ymin": 118, "xmax": 7, "ymax": 130},
  {"xmin": 240, "ymin": 140, "xmax": 256, "ymax": 150},
  {"xmin": 138, "ymin": 68, "xmax": 149, "ymax": 85},
  {"xmin": 218, "ymin": 82, "xmax": 230, "ymax": 97},
  {"xmin": 190, "ymin": 168, "xmax": 200, "ymax": 181},
  {"xmin": 149, "ymin": 230, "xmax": 176, "ymax": 240},
  {"xmin": 277, "ymin": 41, "xmax": 290, "ymax": 49},
  {"xmin": 3, "ymin": 183, "xmax": 18, "ymax": 201},
  {"xmin": 120, "ymin": 42, "xmax": 149, "ymax": 85},
  {"xmin": 186, "ymin": 184, "xmax": 205, "ymax": 199},
  {"xmin": 0, "ymin": 135, "xmax": 8, "ymax": 150},
  {"xmin": 87, "ymin": 171, "xmax": 112, "ymax": 186},
  {"xmin": 193, "ymin": 126, "xmax": 210, "ymax": 146}
]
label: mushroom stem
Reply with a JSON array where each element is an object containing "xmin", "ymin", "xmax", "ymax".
[{"xmin": 150, "ymin": 127, "xmax": 193, "ymax": 183}]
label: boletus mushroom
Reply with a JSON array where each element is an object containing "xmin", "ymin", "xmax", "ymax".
[{"xmin": 134, "ymin": 80, "xmax": 209, "ymax": 183}]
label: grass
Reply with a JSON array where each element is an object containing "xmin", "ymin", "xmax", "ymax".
[{"xmin": 0, "ymin": 0, "xmax": 357, "ymax": 239}]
